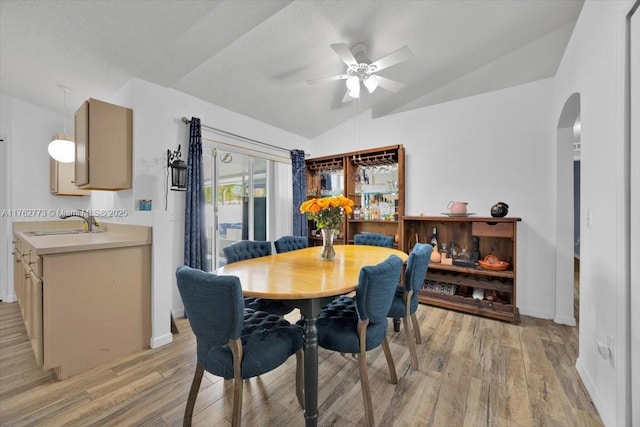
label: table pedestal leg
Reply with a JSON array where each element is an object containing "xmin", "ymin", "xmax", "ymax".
[{"xmin": 303, "ymin": 316, "xmax": 318, "ymax": 426}]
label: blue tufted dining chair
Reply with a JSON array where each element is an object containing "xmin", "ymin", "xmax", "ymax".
[
  {"xmin": 354, "ymin": 232, "xmax": 395, "ymax": 248},
  {"xmin": 387, "ymin": 243, "xmax": 432, "ymax": 370},
  {"xmin": 176, "ymin": 265, "xmax": 304, "ymax": 427},
  {"xmin": 314, "ymin": 255, "xmax": 404, "ymax": 426},
  {"xmin": 274, "ymin": 235, "xmax": 308, "ymax": 254},
  {"xmin": 223, "ymin": 240, "xmax": 293, "ymax": 316}
]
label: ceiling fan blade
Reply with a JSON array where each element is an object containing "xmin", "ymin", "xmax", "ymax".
[
  {"xmin": 368, "ymin": 46, "xmax": 413, "ymax": 72},
  {"xmin": 375, "ymin": 76, "xmax": 404, "ymax": 93},
  {"xmin": 330, "ymin": 43, "xmax": 358, "ymax": 66},
  {"xmin": 307, "ymin": 74, "xmax": 348, "ymax": 85}
]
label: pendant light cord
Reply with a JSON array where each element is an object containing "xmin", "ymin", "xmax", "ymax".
[{"xmin": 58, "ymin": 84, "xmax": 71, "ymax": 137}]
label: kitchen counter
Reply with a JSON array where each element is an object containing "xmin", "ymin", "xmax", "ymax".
[{"xmin": 14, "ymin": 221, "xmax": 152, "ymax": 255}]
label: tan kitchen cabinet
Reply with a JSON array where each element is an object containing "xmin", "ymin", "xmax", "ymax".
[
  {"xmin": 13, "ymin": 222, "xmax": 151, "ymax": 379},
  {"xmin": 49, "ymin": 134, "xmax": 91, "ymax": 196},
  {"xmin": 13, "ymin": 236, "xmax": 44, "ymax": 365},
  {"xmin": 74, "ymin": 98, "xmax": 132, "ymax": 190}
]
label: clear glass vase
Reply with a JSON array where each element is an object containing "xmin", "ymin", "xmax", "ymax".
[{"xmin": 320, "ymin": 228, "xmax": 336, "ymax": 260}]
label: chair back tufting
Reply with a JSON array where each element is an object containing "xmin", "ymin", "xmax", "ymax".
[
  {"xmin": 354, "ymin": 232, "xmax": 395, "ymax": 248},
  {"xmin": 355, "ymin": 255, "xmax": 404, "ymax": 325},
  {"xmin": 176, "ymin": 265, "xmax": 244, "ymax": 347},
  {"xmin": 223, "ymin": 240, "xmax": 272, "ymax": 264},
  {"xmin": 274, "ymin": 235, "xmax": 308, "ymax": 253}
]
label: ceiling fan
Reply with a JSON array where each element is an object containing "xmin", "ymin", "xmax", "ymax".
[{"xmin": 307, "ymin": 42, "xmax": 412, "ymax": 102}]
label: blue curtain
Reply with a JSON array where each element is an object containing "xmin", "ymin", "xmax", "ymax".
[
  {"xmin": 184, "ymin": 117, "xmax": 210, "ymax": 271},
  {"xmin": 291, "ymin": 149, "xmax": 308, "ymax": 237}
]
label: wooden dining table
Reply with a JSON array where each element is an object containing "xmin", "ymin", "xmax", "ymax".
[{"xmin": 215, "ymin": 244, "xmax": 408, "ymax": 427}]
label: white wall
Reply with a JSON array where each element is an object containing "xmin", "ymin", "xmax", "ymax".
[
  {"xmin": 312, "ymin": 78, "xmax": 558, "ymax": 319},
  {"xmin": 554, "ymin": 1, "xmax": 634, "ymax": 426},
  {"xmin": 0, "ymin": 95, "xmax": 93, "ymax": 302}
]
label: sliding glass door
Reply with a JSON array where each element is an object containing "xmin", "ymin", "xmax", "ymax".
[{"xmin": 203, "ymin": 148, "xmax": 268, "ymax": 269}]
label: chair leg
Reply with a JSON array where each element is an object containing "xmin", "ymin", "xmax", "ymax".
[
  {"xmin": 381, "ymin": 337, "xmax": 398, "ymax": 384},
  {"xmin": 393, "ymin": 317, "xmax": 401, "ymax": 332},
  {"xmin": 410, "ymin": 312, "xmax": 422, "ymax": 344},
  {"xmin": 183, "ymin": 363, "xmax": 204, "ymax": 427},
  {"xmin": 229, "ymin": 338, "xmax": 244, "ymax": 427},
  {"xmin": 295, "ymin": 349, "xmax": 304, "ymax": 410},
  {"xmin": 357, "ymin": 349, "xmax": 375, "ymax": 427},
  {"xmin": 403, "ymin": 315, "xmax": 419, "ymax": 370}
]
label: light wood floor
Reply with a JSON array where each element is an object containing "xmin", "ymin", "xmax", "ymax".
[{"xmin": 0, "ymin": 301, "xmax": 601, "ymax": 426}]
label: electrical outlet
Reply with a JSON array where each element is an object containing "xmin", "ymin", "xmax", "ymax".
[
  {"xmin": 597, "ymin": 341, "xmax": 611, "ymax": 360},
  {"xmin": 606, "ymin": 333, "xmax": 615, "ymax": 358}
]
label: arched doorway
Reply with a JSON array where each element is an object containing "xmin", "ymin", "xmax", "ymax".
[{"xmin": 555, "ymin": 93, "xmax": 580, "ymax": 326}]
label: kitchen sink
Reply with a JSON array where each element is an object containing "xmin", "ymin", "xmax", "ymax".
[{"xmin": 26, "ymin": 229, "xmax": 87, "ymax": 236}]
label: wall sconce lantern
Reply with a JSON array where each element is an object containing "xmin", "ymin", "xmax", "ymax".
[{"xmin": 167, "ymin": 145, "xmax": 187, "ymax": 191}]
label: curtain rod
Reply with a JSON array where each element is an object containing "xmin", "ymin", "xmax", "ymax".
[{"xmin": 181, "ymin": 117, "xmax": 293, "ymax": 155}]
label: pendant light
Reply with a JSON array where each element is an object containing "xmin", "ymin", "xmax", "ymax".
[{"xmin": 48, "ymin": 85, "xmax": 75, "ymax": 163}]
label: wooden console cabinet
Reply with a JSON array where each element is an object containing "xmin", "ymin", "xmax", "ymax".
[{"xmin": 400, "ymin": 216, "xmax": 521, "ymax": 323}]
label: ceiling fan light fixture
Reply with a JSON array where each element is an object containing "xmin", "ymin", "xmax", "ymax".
[
  {"xmin": 346, "ymin": 75, "xmax": 360, "ymax": 91},
  {"xmin": 363, "ymin": 75, "xmax": 378, "ymax": 93},
  {"xmin": 346, "ymin": 75, "xmax": 361, "ymax": 98}
]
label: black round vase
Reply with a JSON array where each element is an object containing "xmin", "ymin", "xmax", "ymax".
[{"xmin": 490, "ymin": 202, "xmax": 509, "ymax": 218}]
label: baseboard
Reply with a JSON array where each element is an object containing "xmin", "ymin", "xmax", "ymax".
[
  {"xmin": 576, "ymin": 357, "xmax": 614, "ymax": 427},
  {"xmin": 150, "ymin": 333, "xmax": 173, "ymax": 349},
  {"xmin": 518, "ymin": 306, "xmax": 554, "ymax": 319},
  {"xmin": 2, "ymin": 293, "xmax": 17, "ymax": 303},
  {"xmin": 553, "ymin": 315, "xmax": 576, "ymax": 326}
]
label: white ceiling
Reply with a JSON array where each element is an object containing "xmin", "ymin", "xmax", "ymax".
[{"xmin": 0, "ymin": 0, "xmax": 584, "ymax": 140}]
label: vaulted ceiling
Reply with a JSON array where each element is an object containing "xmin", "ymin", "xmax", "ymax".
[{"xmin": 0, "ymin": 0, "xmax": 584, "ymax": 139}]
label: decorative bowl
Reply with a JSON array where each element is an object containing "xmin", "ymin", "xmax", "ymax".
[{"xmin": 478, "ymin": 255, "xmax": 509, "ymax": 271}]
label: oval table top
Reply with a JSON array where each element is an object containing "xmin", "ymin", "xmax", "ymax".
[{"xmin": 215, "ymin": 245, "xmax": 408, "ymax": 300}]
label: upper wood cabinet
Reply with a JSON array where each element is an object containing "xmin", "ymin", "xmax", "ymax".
[{"xmin": 74, "ymin": 98, "xmax": 132, "ymax": 190}]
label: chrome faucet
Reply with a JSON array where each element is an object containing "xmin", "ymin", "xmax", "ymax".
[{"xmin": 59, "ymin": 209, "xmax": 96, "ymax": 232}]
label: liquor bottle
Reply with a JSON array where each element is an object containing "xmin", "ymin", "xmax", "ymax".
[{"xmin": 430, "ymin": 226, "xmax": 438, "ymax": 248}]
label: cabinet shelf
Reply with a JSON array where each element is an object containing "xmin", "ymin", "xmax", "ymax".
[
  {"xmin": 427, "ymin": 262, "xmax": 514, "ymax": 279},
  {"xmin": 427, "ymin": 271, "xmax": 513, "ymax": 293},
  {"xmin": 348, "ymin": 192, "xmax": 399, "ymax": 197},
  {"xmin": 418, "ymin": 293, "xmax": 519, "ymax": 323},
  {"xmin": 348, "ymin": 219, "xmax": 398, "ymax": 224},
  {"xmin": 401, "ymin": 216, "xmax": 521, "ymax": 323}
]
